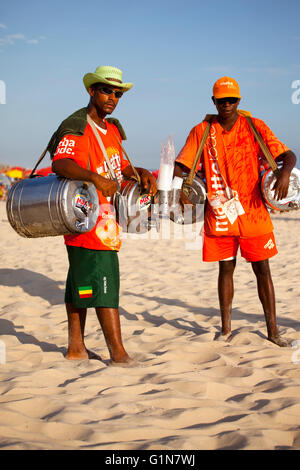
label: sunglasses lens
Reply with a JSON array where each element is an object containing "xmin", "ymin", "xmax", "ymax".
[
  {"xmin": 98, "ymin": 87, "xmax": 123, "ymax": 98},
  {"xmin": 217, "ymin": 97, "xmax": 238, "ymax": 104},
  {"xmin": 100, "ymin": 87, "xmax": 113, "ymax": 95}
]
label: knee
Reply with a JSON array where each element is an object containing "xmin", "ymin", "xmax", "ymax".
[
  {"xmin": 219, "ymin": 260, "xmax": 236, "ymax": 276},
  {"xmin": 252, "ymin": 260, "xmax": 271, "ymax": 278}
]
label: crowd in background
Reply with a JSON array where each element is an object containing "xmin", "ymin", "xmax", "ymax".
[{"xmin": 0, "ymin": 164, "xmax": 53, "ymax": 201}]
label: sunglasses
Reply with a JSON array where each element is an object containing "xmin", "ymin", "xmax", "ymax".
[
  {"xmin": 215, "ymin": 97, "xmax": 239, "ymax": 105},
  {"xmin": 97, "ymin": 86, "xmax": 123, "ymax": 99}
]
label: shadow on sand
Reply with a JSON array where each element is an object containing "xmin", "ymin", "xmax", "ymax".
[{"xmin": 0, "ymin": 268, "xmax": 65, "ymax": 305}]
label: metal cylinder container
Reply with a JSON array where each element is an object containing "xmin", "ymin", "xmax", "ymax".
[
  {"xmin": 114, "ymin": 178, "xmax": 153, "ymax": 233},
  {"xmin": 261, "ymin": 167, "xmax": 300, "ymax": 211},
  {"xmin": 6, "ymin": 174, "xmax": 99, "ymax": 238},
  {"xmin": 170, "ymin": 175, "xmax": 207, "ymax": 224}
]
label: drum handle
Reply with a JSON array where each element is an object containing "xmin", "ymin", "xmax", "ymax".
[
  {"xmin": 29, "ymin": 146, "xmax": 49, "ymax": 178},
  {"xmin": 245, "ymin": 116, "xmax": 279, "ymax": 175},
  {"xmin": 87, "ymin": 115, "xmax": 121, "ymax": 192},
  {"xmin": 28, "ymin": 141, "xmax": 92, "ymax": 190}
]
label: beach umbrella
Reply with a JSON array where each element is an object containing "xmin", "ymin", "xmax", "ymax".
[
  {"xmin": 11, "ymin": 166, "xmax": 25, "ymax": 171},
  {"xmin": 35, "ymin": 166, "xmax": 53, "ymax": 176},
  {"xmin": 6, "ymin": 169, "xmax": 23, "ymax": 179}
]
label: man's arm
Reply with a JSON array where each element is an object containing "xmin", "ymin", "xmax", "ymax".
[
  {"xmin": 273, "ymin": 150, "xmax": 297, "ymax": 200},
  {"xmin": 122, "ymin": 165, "xmax": 157, "ymax": 196},
  {"xmin": 52, "ymin": 158, "xmax": 117, "ymax": 197},
  {"xmin": 173, "ymin": 162, "xmax": 194, "ymax": 206}
]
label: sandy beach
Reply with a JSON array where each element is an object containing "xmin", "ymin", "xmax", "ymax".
[{"xmin": 0, "ymin": 199, "xmax": 300, "ymax": 450}]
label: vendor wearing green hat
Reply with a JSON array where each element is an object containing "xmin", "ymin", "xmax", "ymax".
[
  {"xmin": 83, "ymin": 65, "xmax": 134, "ymax": 92},
  {"xmin": 51, "ymin": 65, "xmax": 157, "ymax": 364}
]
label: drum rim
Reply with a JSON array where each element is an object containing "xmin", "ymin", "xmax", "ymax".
[{"xmin": 262, "ymin": 167, "xmax": 300, "ymax": 211}]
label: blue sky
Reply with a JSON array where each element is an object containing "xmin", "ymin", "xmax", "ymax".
[{"xmin": 0, "ymin": 0, "xmax": 299, "ymax": 170}]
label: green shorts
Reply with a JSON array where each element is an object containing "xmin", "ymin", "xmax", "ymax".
[{"xmin": 65, "ymin": 246, "xmax": 120, "ymax": 309}]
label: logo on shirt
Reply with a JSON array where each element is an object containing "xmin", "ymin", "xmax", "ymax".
[
  {"xmin": 206, "ymin": 124, "xmax": 229, "ymax": 232},
  {"xmin": 97, "ymin": 147, "xmax": 123, "ymax": 181},
  {"xmin": 55, "ymin": 137, "xmax": 76, "ymax": 155}
]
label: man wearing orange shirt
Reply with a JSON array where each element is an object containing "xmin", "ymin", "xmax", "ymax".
[
  {"xmin": 174, "ymin": 77, "xmax": 296, "ymax": 346},
  {"xmin": 52, "ymin": 65, "xmax": 157, "ymax": 363}
]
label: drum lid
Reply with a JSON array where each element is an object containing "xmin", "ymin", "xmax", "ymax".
[
  {"xmin": 114, "ymin": 178, "xmax": 153, "ymax": 233},
  {"xmin": 262, "ymin": 167, "xmax": 300, "ymax": 211},
  {"xmin": 61, "ymin": 179, "xmax": 99, "ymax": 232},
  {"xmin": 171, "ymin": 175, "xmax": 206, "ymax": 224}
]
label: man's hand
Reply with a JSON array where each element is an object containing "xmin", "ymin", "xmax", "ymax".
[
  {"xmin": 92, "ymin": 174, "xmax": 118, "ymax": 197},
  {"xmin": 52, "ymin": 158, "xmax": 118, "ymax": 197},
  {"xmin": 140, "ymin": 169, "xmax": 157, "ymax": 196},
  {"xmin": 122, "ymin": 166, "xmax": 157, "ymax": 196},
  {"xmin": 179, "ymin": 189, "xmax": 194, "ymax": 209},
  {"xmin": 272, "ymin": 150, "xmax": 297, "ymax": 200},
  {"xmin": 272, "ymin": 168, "xmax": 291, "ymax": 201}
]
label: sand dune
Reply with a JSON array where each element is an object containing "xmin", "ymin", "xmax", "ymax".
[{"xmin": 0, "ymin": 200, "xmax": 300, "ymax": 450}]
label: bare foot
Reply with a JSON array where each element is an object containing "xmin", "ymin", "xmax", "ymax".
[
  {"xmin": 109, "ymin": 353, "xmax": 135, "ymax": 367},
  {"xmin": 268, "ymin": 335, "xmax": 291, "ymax": 347},
  {"xmin": 65, "ymin": 348, "xmax": 102, "ymax": 361},
  {"xmin": 215, "ymin": 331, "xmax": 232, "ymax": 342},
  {"xmin": 65, "ymin": 348, "xmax": 88, "ymax": 360}
]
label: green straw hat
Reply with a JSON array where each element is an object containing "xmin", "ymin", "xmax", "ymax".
[{"xmin": 83, "ymin": 65, "xmax": 133, "ymax": 92}]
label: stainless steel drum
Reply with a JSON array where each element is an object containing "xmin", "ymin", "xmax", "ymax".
[
  {"xmin": 261, "ymin": 167, "xmax": 300, "ymax": 211},
  {"xmin": 6, "ymin": 174, "xmax": 99, "ymax": 238},
  {"xmin": 170, "ymin": 175, "xmax": 207, "ymax": 224},
  {"xmin": 114, "ymin": 178, "xmax": 153, "ymax": 233}
]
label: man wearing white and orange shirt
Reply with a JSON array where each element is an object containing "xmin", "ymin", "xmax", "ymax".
[
  {"xmin": 174, "ymin": 77, "xmax": 296, "ymax": 346},
  {"xmin": 52, "ymin": 65, "xmax": 157, "ymax": 363}
]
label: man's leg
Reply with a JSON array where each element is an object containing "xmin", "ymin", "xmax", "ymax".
[
  {"xmin": 218, "ymin": 259, "xmax": 236, "ymax": 338},
  {"xmin": 251, "ymin": 259, "xmax": 289, "ymax": 347},
  {"xmin": 65, "ymin": 302, "xmax": 88, "ymax": 359},
  {"xmin": 96, "ymin": 307, "xmax": 131, "ymax": 363}
]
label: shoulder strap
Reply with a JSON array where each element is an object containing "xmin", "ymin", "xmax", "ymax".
[
  {"xmin": 184, "ymin": 115, "xmax": 214, "ymax": 187},
  {"xmin": 29, "ymin": 146, "xmax": 49, "ymax": 178},
  {"xmin": 86, "ymin": 115, "xmax": 120, "ymax": 191},
  {"xmin": 109, "ymin": 125, "xmax": 141, "ymax": 185},
  {"xmin": 244, "ymin": 116, "xmax": 279, "ymax": 174}
]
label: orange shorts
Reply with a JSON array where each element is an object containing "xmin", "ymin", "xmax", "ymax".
[{"xmin": 203, "ymin": 232, "xmax": 278, "ymax": 262}]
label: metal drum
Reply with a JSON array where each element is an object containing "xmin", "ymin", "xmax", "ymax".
[
  {"xmin": 170, "ymin": 175, "xmax": 207, "ymax": 224},
  {"xmin": 6, "ymin": 174, "xmax": 99, "ymax": 238},
  {"xmin": 261, "ymin": 167, "xmax": 300, "ymax": 211},
  {"xmin": 114, "ymin": 178, "xmax": 153, "ymax": 233}
]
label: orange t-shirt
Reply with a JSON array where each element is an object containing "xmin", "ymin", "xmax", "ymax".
[
  {"xmin": 52, "ymin": 120, "xmax": 129, "ymax": 250},
  {"xmin": 176, "ymin": 115, "xmax": 289, "ymax": 237}
]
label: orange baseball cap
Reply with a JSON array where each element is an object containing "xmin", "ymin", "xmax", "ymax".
[{"xmin": 213, "ymin": 77, "xmax": 241, "ymax": 99}]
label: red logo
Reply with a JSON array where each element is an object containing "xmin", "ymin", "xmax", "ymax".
[
  {"xmin": 74, "ymin": 194, "xmax": 92, "ymax": 210},
  {"xmin": 138, "ymin": 194, "xmax": 151, "ymax": 210}
]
